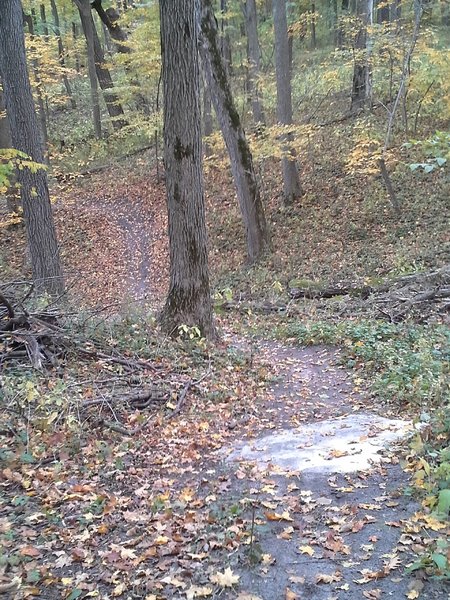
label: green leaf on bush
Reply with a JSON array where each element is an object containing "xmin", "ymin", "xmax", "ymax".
[
  {"xmin": 431, "ymin": 553, "xmax": 447, "ymax": 571},
  {"xmin": 437, "ymin": 489, "xmax": 450, "ymax": 515}
]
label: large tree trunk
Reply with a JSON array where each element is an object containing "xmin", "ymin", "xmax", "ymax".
[
  {"xmin": 273, "ymin": 0, "xmax": 302, "ymax": 205},
  {"xmin": 0, "ymin": 86, "xmax": 19, "ymax": 213},
  {"xmin": 0, "ymin": 0, "xmax": 64, "ymax": 296},
  {"xmin": 159, "ymin": 0, "xmax": 215, "ymax": 339},
  {"xmin": 75, "ymin": 0, "xmax": 102, "ymax": 137},
  {"xmin": 243, "ymin": 0, "xmax": 265, "ymax": 126},
  {"xmin": 199, "ymin": 0, "xmax": 271, "ymax": 263},
  {"xmin": 50, "ymin": 0, "xmax": 76, "ymax": 109}
]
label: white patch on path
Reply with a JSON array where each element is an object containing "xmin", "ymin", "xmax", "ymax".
[{"xmin": 228, "ymin": 413, "xmax": 415, "ymax": 474}]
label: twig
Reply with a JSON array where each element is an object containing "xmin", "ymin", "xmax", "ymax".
[
  {"xmin": 413, "ymin": 79, "xmax": 435, "ymax": 133},
  {"xmin": 166, "ymin": 369, "xmax": 211, "ymax": 421}
]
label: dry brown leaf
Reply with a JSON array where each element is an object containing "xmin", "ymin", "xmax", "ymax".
[
  {"xmin": 315, "ymin": 571, "xmax": 342, "ymax": 584},
  {"xmin": 210, "ymin": 567, "xmax": 239, "ymax": 587}
]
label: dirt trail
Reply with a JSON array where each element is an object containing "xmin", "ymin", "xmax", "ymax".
[{"xmin": 214, "ymin": 341, "xmax": 446, "ymax": 599}]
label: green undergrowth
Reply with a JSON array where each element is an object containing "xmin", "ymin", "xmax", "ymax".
[{"xmin": 284, "ymin": 319, "xmax": 449, "ymax": 409}]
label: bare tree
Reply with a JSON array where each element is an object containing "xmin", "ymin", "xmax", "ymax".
[
  {"xmin": 159, "ymin": 0, "xmax": 215, "ymax": 339},
  {"xmin": 200, "ymin": 0, "xmax": 271, "ymax": 263},
  {"xmin": 273, "ymin": 0, "xmax": 302, "ymax": 205},
  {"xmin": 0, "ymin": 0, "xmax": 64, "ymax": 295}
]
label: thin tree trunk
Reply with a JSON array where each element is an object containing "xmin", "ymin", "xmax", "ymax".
[
  {"xmin": 273, "ymin": 0, "xmax": 302, "ymax": 205},
  {"xmin": 220, "ymin": 0, "xmax": 233, "ymax": 76},
  {"xmin": 350, "ymin": 0, "xmax": 372, "ymax": 111},
  {"xmin": 310, "ymin": 1, "xmax": 317, "ymax": 49},
  {"xmin": 243, "ymin": 0, "xmax": 265, "ymax": 126},
  {"xmin": 77, "ymin": 1, "xmax": 127, "ymax": 131},
  {"xmin": 92, "ymin": 0, "xmax": 150, "ymax": 115},
  {"xmin": 159, "ymin": 0, "xmax": 215, "ymax": 339},
  {"xmin": 0, "ymin": 0, "xmax": 64, "ymax": 295},
  {"xmin": 72, "ymin": 22, "xmax": 81, "ymax": 72},
  {"xmin": 203, "ymin": 80, "xmax": 213, "ymax": 156},
  {"xmin": 40, "ymin": 3, "xmax": 49, "ymax": 37},
  {"xmin": 75, "ymin": 0, "xmax": 102, "ymax": 138},
  {"xmin": 50, "ymin": 0, "xmax": 76, "ymax": 109},
  {"xmin": 200, "ymin": 0, "xmax": 271, "ymax": 263}
]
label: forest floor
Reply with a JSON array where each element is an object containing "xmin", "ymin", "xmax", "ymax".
[{"xmin": 1, "ymin": 141, "xmax": 449, "ymax": 598}]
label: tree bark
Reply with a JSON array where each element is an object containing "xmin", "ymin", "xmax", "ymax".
[
  {"xmin": 0, "ymin": 0, "xmax": 64, "ymax": 296},
  {"xmin": 50, "ymin": 0, "xmax": 76, "ymax": 109},
  {"xmin": 243, "ymin": 0, "xmax": 265, "ymax": 126},
  {"xmin": 75, "ymin": 0, "xmax": 102, "ymax": 138},
  {"xmin": 159, "ymin": 0, "xmax": 215, "ymax": 339},
  {"xmin": 199, "ymin": 0, "xmax": 271, "ymax": 263},
  {"xmin": 273, "ymin": 0, "xmax": 302, "ymax": 205}
]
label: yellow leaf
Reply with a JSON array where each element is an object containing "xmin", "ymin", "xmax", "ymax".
[
  {"xmin": 407, "ymin": 591, "xmax": 419, "ymax": 599},
  {"xmin": 299, "ymin": 545, "xmax": 315, "ymax": 556}
]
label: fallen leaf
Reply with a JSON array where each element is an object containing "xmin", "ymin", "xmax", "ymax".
[
  {"xmin": 186, "ymin": 585, "xmax": 213, "ymax": 599},
  {"xmin": 210, "ymin": 567, "xmax": 239, "ymax": 587},
  {"xmin": 298, "ymin": 545, "xmax": 315, "ymax": 556},
  {"xmin": 315, "ymin": 571, "xmax": 342, "ymax": 584}
]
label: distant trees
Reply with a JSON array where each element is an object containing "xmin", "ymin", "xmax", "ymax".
[
  {"xmin": 0, "ymin": 0, "xmax": 64, "ymax": 296},
  {"xmin": 159, "ymin": 0, "xmax": 215, "ymax": 338}
]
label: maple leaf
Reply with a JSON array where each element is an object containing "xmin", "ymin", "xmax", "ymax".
[
  {"xmin": 210, "ymin": 567, "xmax": 240, "ymax": 587},
  {"xmin": 298, "ymin": 545, "xmax": 315, "ymax": 556}
]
